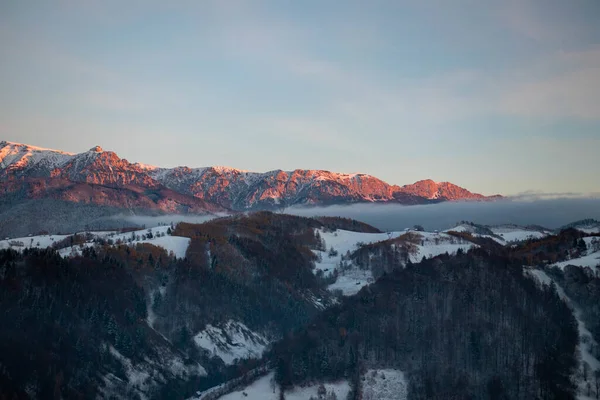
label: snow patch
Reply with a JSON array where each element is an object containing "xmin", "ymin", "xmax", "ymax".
[
  {"xmin": 210, "ymin": 372, "xmax": 280, "ymax": 400},
  {"xmin": 285, "ymin": 379, "xmax": 351, "ymax": 400},
  {"xmin": 314, "ymin": 229, "xmax": 475, "ymax": 296},
  {"xmin": 0, "ymin": 234, "xmax": 70, "ymax": 251},
  {"xmin": 528, "ymin": 269, "xmax": 600, "ymax": 398},
  {"xmin": 193, "ymin": 320, "xmax": 269, "ymax": 365},
  {"xmin": 362, "ymin": 369, "xmax": 407, "ymax": 400}
]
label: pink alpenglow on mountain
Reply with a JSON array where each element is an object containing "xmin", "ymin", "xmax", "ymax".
[{"xmin": 0, "ymin": 141, "xmax": 501, "ymax": 212}]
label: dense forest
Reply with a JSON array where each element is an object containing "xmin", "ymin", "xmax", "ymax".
[
  {"xmin": 0, "ymin": 213, "xmax": 381, "ymax": 399},
  {"xmin": 273, "ymin": 249, "xmax": 580, "ymax": 400},
  {"xmin": 0, "ymin": 213, "xmax": 597, "ymax": 399}
]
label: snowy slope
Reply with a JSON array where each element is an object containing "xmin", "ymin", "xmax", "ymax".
[
  {"xmin": 47, "ymin": 226, "xmax": 191, "ymax": 259},
  {"xmin": 0, "ymin": 141, "xmax": 74, "ymax": 170},
  {"xmin": 489, "ymin": 226, "xmax": 548, "ymax": 243},
  {"xmin": 285, "ymin": 380, "xmax": 351, "ymax": 400},
  {"xmin": 315, "ymin": 229, "xmax": 475, "ymax": 295},
  {"xmin": 528, "ymin": 269, "xmax": 600, "ymax": 399},
  {"xmin": 313, "ymin": 229, "xmax": 404, "ymax": 274},
  {"xmin": 208, "ymin": 372, "xmax": 280, "ymax": 400},
  {"xmin": 137, "ymin": 235, "xmax": 190, "ymax": 259},
  {"xmin": 191, "ymin": 371, "xmax": 351, "ymax": 400},
  {"xmin": 444, "ymin": 223, "xmax": 550, "ymax": 244},
  {"xmin": 313, "ymin": 229, "xmax": 403, "ymax": 295},
  {"xmin": 193, "ymin": 320, "xmax": 269, "ymax": 365},
  {"xmin": 362, "ymin": 369, "xmax": 407, "ymax": 400},
  {"xmin": 105, "ymin": 345, "xmax": 206, "ymax": 400},
  {"xmin": 552, "ymin": 237, "xmax": 600, "ymax": 271},
  {"xmin": 554, "ymin": 253, "xmax": 600, "ymax": 271},
  {"xmin": 0, "ymin": 233, "xmax": 71, "ymax": 251},
  {"xmin": 411, "ymin": 231, "xmax": 476, "ymax": 262}
]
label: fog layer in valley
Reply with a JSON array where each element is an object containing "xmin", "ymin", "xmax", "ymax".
[{"xmin": 288, "ymin": 198, "xmax": 600, "ymax": 232}]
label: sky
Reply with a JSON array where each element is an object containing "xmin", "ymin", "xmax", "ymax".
[{"xmin": 1, "ymin": 0, "xmax": 599, "ymax": 196}]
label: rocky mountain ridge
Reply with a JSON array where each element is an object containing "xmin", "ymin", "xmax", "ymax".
[{"xmin": 0, "ymin": 141, "xmax": 501, "ymax": 211}]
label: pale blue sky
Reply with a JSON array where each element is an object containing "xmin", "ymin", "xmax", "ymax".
[{"xmin": 1, "ymin": 0, "xmax": 599, "ymax": 195}]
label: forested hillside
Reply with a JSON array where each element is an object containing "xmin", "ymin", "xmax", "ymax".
[
  {"xmin": 0, "ymin": 213, "xmax": 383, "ymax": 399},
  {"xmin": 1, "ymin": 213, "xmax": 597, "ymax": 399},
  {"xmin": 272, "ymin": 250, "xmax": 580, "ymax": 400}
]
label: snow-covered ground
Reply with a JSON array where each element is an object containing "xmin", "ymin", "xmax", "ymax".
[
  {"xmin": 0, "ymin": 233, "xmax": 71, "ymax": 251},
  {"xmin": 362, "ymin": 369, "xmax": 407, "ymax": 400},
  {"xmin": 193, "ymin": 320, "xmax": 269, "ymax": 365},
  {"xmin": 578, "ymin": 227, "xmax": 600, "ymax": 234},
  {"xmin": 316, "ymin": 229, "xmax": 475, "ymax": 295},
  {"xmin": 52, "ymin": 226, "xmax": 191, "ymax": 259},
  {"xmin": 411, "ymin": 231, "xmax": 475, "ymax": 262},
  {"xmin": 285, "ymin": 379, "xmax": 351, "ymax": 400},
  {"xmin": 489, "ymin": 226, "xmax": 548, "ymax": 243},
  {"xmin": 136, "ymin": 235, "xmax": 190, "ymax": 259},
  {"xmin": 313, "ymin": 229, "xmax": 405, "ymax": 274},
  {"xmin": 106, "ymin": 345, "xmax": 206, "ymax": 400},
  {"xmin": 207, "ymin": 372, "xmax": 280, "ymax": 400},
  {"xmin": 528, "ymin": 269, "xmax": 600, "ymax": 399},
  {"xmin": 554, "ymin": 251, "xmax": 600, "ymax": 271},
  {"xmin": 444, "ymin": 223, "xmax": 550, "ymax": 244},
  {"xmin": 192, "ymin": 371, "xmax": 351, "ymax": 400},
  {"xmin": 552, "ymin": 237, "xmax": 600, "ymax": 271},
  {"xmin": 328, "ymin": 269, "xmax": 374, "ymax": 296}
]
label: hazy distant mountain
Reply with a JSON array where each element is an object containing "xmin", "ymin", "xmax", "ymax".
[{"xmin": 0, "ymin": 141, "xmax": 500, "ymax": 213}]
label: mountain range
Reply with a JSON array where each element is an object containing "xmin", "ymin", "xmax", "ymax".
[{"xmin": 0, "ymin": 141, "xmax": 500, "ymax": 214}]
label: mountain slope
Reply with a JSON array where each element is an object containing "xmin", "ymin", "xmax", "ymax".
[
  {"xmin": 0, "ymin": 141, "xmax": 500, "ymax": 214},
  {"xmin": 271, "ymin": 250, "xmax": 579, "ymax": 400}
]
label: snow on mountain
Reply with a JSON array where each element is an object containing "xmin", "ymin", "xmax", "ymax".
[
  {"xmin": 0, "ymin": 141, "xmax": 500, "ymax": 212},
  {"xmin": 0, "ymin": 225, "xmax": 192, "ymax": 259},
  {"xmin": 284, "ymin": 379, "xmax": 351, "ymax": 400},
  {"xmin": 362, "ymin": 369, "xmax": 408, "ymax": 400},
  {"xmin": 193, "ymin": 320, "xmax": 269, "ymax": 365},
  {"xmin": 552, "ymin": 237, "xmax": 600, "ymax": 271},
  {"xmin": 200, "ymin": 372, "xmax": 280, "ymax": 400},
  {"xmin": 562, "ymin": 220, "xmax": 600, "ymax": 234},
  {"xmin": 104, "ymin": 345, "xmax": 206, "ymax": 400},
  {"xmin": 411, "ymin": 231, "xmax": 476, "ymax": 261},
  {"xmin": 445, "ymin": 222, "xmax": 550, "ymax": 244},
  {"xmin": 193, "ymin": 369, "xmax": 401, "ymax": 400},
  {"xmin": 528, "ymin": 269, "xmax": 600, "ymax": 398},
  {"xmin": 489, "ymin": 225, "xmax": 550, "ymax": 243},
  {"xmin": 314, "ymin": 228, "xmax": 476, "ymax": 295},
  {"xmin": 0, "ymin": 141, "xmax": 74, "ymax": 172},
  {"xmin": 191, "ymin": 371, "xmax": 351, "ymax": 400},
  {"xmin": 0, "ymin": 233, "xmax": 71, "ymax": 251}
]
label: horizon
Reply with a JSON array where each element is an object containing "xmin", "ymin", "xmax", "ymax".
[{"xmin": 1, "ymin": 1, "xmax": 599, "ymax": 196}]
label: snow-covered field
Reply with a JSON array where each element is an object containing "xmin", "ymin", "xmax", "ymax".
[
  {"xmin": 193, "ymin": 320, "xmax": 269, "ymax": 365},
  {"xmin": 105, "ymin": 344, "xmax": 206, "ymax": 400},
  {"xmin": 285, "ymin": 379, "xmax": 351, "ymax": 400},
  {"xmin": 193, "ymin": 371, "xmax": 351, "ymax": 400},
  {"xmin": 362, "ymin": 369, "xmax": 407, "ymax": 400},
  {"xmin": 41, "ymin": 226, "xmax": 193, "ymax": 259},
  {"xmin": 0, "ymin": 233, "xmax": 71, "ymax": 251},
  {"xmin": 552, "ymin": 238, "xmax": 600, "ymax": 271},
  {"xmin": 489, "ymin": 226, "xmax": 548, "ymax": 243},
  {"xmin": 209, "ymin": 372, "xmax": 280, "ymax": 400},
  {"xmin": 528, "ymin": 269, "xmax": 600, "ymax": 400},
  {"xmin": 445, "ymin": 223, "xmax": 550, "ymax": 244},
  {"xmin": 315, "ymin": 228, "xmax": 475, "ymax": 295},
  {"xmin": 412, "ymin": 231, "xmax": 475, "ymax": 262},
  {"xmin": 554, "ymin": 252, "xmax": 600, "ymax": 271},
  {"xmin": 313, "ymin": 229, "xmax": 405, "ymax": 274}
]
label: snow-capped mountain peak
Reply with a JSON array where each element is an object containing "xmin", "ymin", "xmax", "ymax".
[{"xmin": 0, "ymin": 141, "xmax": 500, "ymax": 211}]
